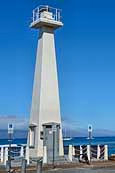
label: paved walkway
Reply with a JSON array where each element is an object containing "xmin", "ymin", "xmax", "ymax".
[
  {"xmin": 1, "ymin": 167, "xmax": 115, "ymax": 173},
  {"xmin": 45, "ymin": 168, "xmax": 115, "ymax": 173}
]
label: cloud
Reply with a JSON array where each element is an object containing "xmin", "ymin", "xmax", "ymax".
[{"xmin": 0, "ymin": 115, "xmax": 29, "ymax": 130}]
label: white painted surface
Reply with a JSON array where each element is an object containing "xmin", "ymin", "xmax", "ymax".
[
  {"xmin": 43, "ymin": 146, "xmax": 47, "ymax": 164},
  {"xmin": 87, "ymin": 145, "xmax": 90, "ymax": 161},
  {"xmin": 4, "ymin": 147, "xmax": 8, "ymax": 165},
  {"xmin": 31, "ymin": 6, "xmax": 63, "ymax": 29},
  {"xmin": 68, "ymin": 145, "xmax": 73, "ymax": 162},
  {"xmin": 80, "ymin": 145, "xmax": 83, "ymax": 160},
  {"xmin": 20, "ymin": 146, "xmax": 24, "ymax": 157},
  {"xmin": 104, "ymin": 145, "xmax": 108, "ymax": 161},
  {"xmin": 25, "ymin": 147, "xmax": 30, "ymax": 165},
  {"xmin": 72, "ymin": 146, "xmax": 75, "ymax": 156},
  {"xmin": 28, "ymin": 10, "xmax": 64, "ymax": 158},
  {"xmin": 1, "ymin": 147, "xmax": 4, "ymax": 163},
  {"xmin": 97, "ymin": 145, "xmax": 100, "ymax": 160}
]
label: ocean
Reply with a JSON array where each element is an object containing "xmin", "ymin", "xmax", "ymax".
[
  {"xmin": 0, "ymin": 137, "xmax": 115, "ymax": 156},
  {"xmin": 63, "ymin": 137, "xmax": 115, "ymax": 156}
]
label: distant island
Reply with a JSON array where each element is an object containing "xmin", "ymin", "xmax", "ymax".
[
  {"xmin": 0, "ymin": 129, "xmax": 115, "ymax": 139},
  {"xmin": 0, "ymin": 129, "xmax": 27, "ymax": 139}
]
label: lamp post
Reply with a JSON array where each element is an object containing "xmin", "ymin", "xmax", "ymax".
[{"xmin": 8, "ymin": 124, "xmax": 14, "ymax": 173}]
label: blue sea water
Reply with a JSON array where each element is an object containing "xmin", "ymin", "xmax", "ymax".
[
  {"xmin": 63, "ymin": 137, "xmax": 115, "ymax": 156},
  {"xmin": 0, "ymin": 137, "xmax": 115, "ymax": 156},
  {"xmin": 0, "ymin": 138, "xmax": 27, "ymax": 146}
]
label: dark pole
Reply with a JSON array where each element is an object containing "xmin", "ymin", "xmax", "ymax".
[
  {"xmin": 36, "ymin": 159, "xmax": 43, "ymax": 173},
  {"xmin": 8, "ymin": 133, "xmax": 12, "ymax": 173},
  {"xmin": 88, "ymin": 129, "xmax": 92, "ymax": 163},
  {"xmin": 21, "ymin": 159, "xmax": 27, "ymax": 173},
  {"xmin": 52, "ymin": 130, "xmax": 55, "ymax": 169},
  {"xmin": 89, "ymin": 137, "xmax": 92, "ymax": 162}
]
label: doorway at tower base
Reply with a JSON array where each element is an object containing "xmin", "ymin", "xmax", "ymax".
[{"xmin": 28, "ymin": 122, "xmax": 64, "ymax": 159}]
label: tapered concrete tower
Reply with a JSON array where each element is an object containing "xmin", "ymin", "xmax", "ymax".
[{"xmin": 27, "ymin": 6, "xmax": 63, "ymax": 158}]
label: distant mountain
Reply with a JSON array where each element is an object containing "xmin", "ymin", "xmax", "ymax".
[
  {"xmin": 63, "ymin": 128, "xmax": 115, "ymax": 137},
  {"xmin": 0, "ymin": 130, "xmax": 27, "ymax": 139},
  {"xmin": 0, "ymin": 128, "xmax": 115, "ymax": 139},
  {"xmin": 93, "ymin": 129, "xmax": 115, "ymax": 137},
  {"xmin": 0, "ymin": 116, "xmax": 115, "ymax": 138}
]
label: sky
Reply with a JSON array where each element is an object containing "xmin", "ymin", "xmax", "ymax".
[{"xmin": 0, "ymin": 0, "xmax": 115, "ymax": 131}]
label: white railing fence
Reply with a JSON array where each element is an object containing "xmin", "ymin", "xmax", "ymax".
[
  {"xmin": 0, "ymin": 144, "xmax": 29, "ymax": 166},
  {"xmin": 0, "ymin": 144, "xmax": 109, "ymax": 165},
  {"xmin": 66, "ymin": 144, "xmax": 108, "ymax": 162}
]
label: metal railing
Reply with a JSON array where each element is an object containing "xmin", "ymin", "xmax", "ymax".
[{"xmin": 32, "ymin": 5, "xmax": 62, "ymax": 23}]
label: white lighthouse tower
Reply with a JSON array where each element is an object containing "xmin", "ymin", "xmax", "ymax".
[{"xmin": 27, "ymin": 5, "xmax": 64, "ymax": 158}]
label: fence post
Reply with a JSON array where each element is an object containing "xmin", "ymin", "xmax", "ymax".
[
  {"xmin": 87, "ymin": 145, "xmax": 90, "ymax": 162},
  {"xmin": 97, "ymin": 145, "xmax": 100, "ymax": 160},
  {"xmin": 104, "ymin": 145, "xmax": 108, "ymax": 161},
  {"xmin": 68, "ymin": 145, "xmax": 73, "ymax": 162},
  {"xmin": 72, "ymin": 146, "xmax": 75, "ymax": 156},
  {"xmin": 1, "ymin": 147, "xmax": 4, "ymax": 163},
  {"xmin": 21, "ymin": 159, "xmax": 27, "ymax": 173},
  {"xmin": 80, "ymin": 145, "xmax": 83, "ymax": 160},
  {"xmin": 20, "ymin": 146, "xmax": 24, "ymax": 157},
  {"xmin": 4, "ymin": 147, "xmax": 8, "ymax": 165},
  {"xmin": 43, "ymin": 146, "xmax": 47, "ymax": 164},
  {"xmin": 25, "ymin": 147, "xmax": 29, "ymax": 165},
  {"xmin": 36, "ymin": 159, "xmax": 43, "ymax": 173}
]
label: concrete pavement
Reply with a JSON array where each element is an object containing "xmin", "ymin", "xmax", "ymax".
[{"xmin": 45, "ymin": 167, "xmax": 115, "ymax": 173}]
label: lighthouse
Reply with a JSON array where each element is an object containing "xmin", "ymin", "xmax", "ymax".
[{"xmin": 27, "ymin": 5, "xmax": 64, "ymax": 158}]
